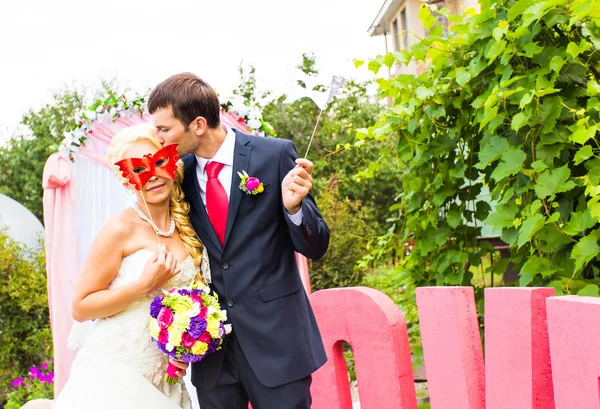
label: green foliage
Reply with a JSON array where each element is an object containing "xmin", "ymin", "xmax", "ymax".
[
  {"xmin": 309, "ymin": 177, "xmax": 375, "ymax": 290},
  {"xmin": 0, "ymin": 229, "xmax": 52, "ymax": 401},
  {"xmin": 4, "ymin": 361, "xmax": 54, "ymax": 408},
  {"xmin": 231, "ymin": 62, "xmax": 271, "ymax": 107},
  {"xmin": 342, "ymin": 343, "xmax": 356, "ymax": 382},
  {"xmin": 0, "ymin": 88, "xmax": 84, "ymax": 222},
  {"xmin": 357, "ymin": 0, "xmax": 600, "ymax": 295}
]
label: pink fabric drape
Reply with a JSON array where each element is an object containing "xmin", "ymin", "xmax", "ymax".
[{"xmin": 42, "ymin": 153, "xmax": 79, "ymax": 396}]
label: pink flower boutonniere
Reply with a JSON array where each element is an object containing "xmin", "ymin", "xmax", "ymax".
[{"xmin": 238, "ymin": 171, "xmax": 264, "ymax": 195}]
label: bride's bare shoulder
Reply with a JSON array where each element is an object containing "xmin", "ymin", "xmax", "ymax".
[{"xmin": 98, "ymin": 210, "xmax": 136, "ymax": 239}]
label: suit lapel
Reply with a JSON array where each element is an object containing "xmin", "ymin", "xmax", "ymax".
[
  {"xmin": 224, "ymin": 131, "xmax": 252, "ymax": 248},
  {"xmin": 184, "ymin": 155, "xmax": 222, "ymax": 251}
]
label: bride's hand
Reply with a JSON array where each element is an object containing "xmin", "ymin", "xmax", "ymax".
[
  {"xmin": 138, "ymin": 244, "xmax": 180, "ymax": 295},
  {"xmin": 169, "ymin": 358, "xmax": 189, "ymax": 377}
]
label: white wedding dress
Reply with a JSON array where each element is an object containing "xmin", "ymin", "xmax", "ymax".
[{"xmin": 53, "ymin": 249, "xmax": 200, "ymax": 409}]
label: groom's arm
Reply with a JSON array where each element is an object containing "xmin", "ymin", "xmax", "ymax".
[{"xmin": 279, "ymin": 140, "xmax": 330, "ymax": 260}]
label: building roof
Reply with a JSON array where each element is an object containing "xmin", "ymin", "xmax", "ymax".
[{"xmin": 368, "ymin": 0, "xmax": 405, "ymax": 36}]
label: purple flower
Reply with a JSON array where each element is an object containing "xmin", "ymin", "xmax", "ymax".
[
  {"xmin": 29, "ymin": 366, "xmax": 40, "ymax": 377},
  {"xmin": 41, "ymin": 362, "xmax": 48, "ymax": 370},
  {"xmin": 154, "ymin": 340, "xmax": 170, "ymax": 356},
  {"xmin": 208, "ymin": 338, "xmax": 221, "ymax": 354},
  {"xmin": 149, "ymin": 296, "xmax": 164, "ymax": 318},
  {"xmin": 188, "ymin": 317, "xmax": 207, "ymax": 338},
  {"xmin": 11, "ymin": 378, "xmax": 24, "ymax": 388},
  {"xmin": 178, "ymin": 289, "xmax": 191, "ymax": 296},
  {"xmin": 179, "ymin": 353, "xmax": 197, "ymax": 363},
  {"xmin": 191, "ymin": 289, "xmax": 203, "ymax": 295}
]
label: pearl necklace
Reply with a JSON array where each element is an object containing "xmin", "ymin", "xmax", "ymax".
[{"xmin": 131, "ymin": 202, "xmax": 176, "ymax": 237}]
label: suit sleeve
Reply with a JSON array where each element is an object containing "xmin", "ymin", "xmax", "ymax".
[{"xmin": 279, "ymin": 140, "xmax": 330, "ymax": 260}]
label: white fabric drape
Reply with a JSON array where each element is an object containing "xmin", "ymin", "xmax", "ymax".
[{"xmin": 72, "ymin": 157, "xmax": 132, "ymax": 266}]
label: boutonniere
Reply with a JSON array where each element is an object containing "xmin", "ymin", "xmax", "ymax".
[{"xmin": 238, "ymin": 171, "xmax": 264, "ymax": 195}]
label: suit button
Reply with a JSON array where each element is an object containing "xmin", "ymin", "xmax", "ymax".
[
  {"xmin": 222, "ymin": 262, "xmax": 229, "ymax": 270},
  {"xmin": 227, "ymin": 300, "xmax": 234, "ymax": 308}
]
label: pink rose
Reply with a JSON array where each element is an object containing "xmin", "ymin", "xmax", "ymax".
[
  {"xmin": 198, "ymin": 307, "xmax": 208, "ymax": 320},
  {"xmin": 181, "ymin": 332, "xmax": 197, "ymax": 349},
  {"xmin": 199, "ymin": 332, "xmax": 212, "ymax": 344},
  {"xmin": 157, "ymin": 307, "xmax": 174, "ymax": 329},
  {"xmin": 158, "ymin": 329, "xmax": 169, "ymax": 344},
  {"xmin": 191, "ymin": 294, "xmax": 203, "ymax": 305},
  {"xmin": 245, "ymin": 177, "xmax": 260, "ymax": 191}
]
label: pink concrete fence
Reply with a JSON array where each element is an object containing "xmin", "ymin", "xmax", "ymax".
[{"xmin": 309, "ymin": 286, "xmax": 600, "ymax": 409}]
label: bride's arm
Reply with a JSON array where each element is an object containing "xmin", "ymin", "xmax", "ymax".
[{"xmin": 71, "ymin": 216, "xmax": 177, "ymax": 322}]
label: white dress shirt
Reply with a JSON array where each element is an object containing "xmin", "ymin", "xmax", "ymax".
[{"xmin": 195, "ymin": 127, "xmax": 303, "ymax": 225}]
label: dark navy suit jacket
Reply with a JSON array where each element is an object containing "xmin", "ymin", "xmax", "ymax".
[{"xmin": 183, "ymin": 130, "xmax": 329, "ymax": 389}]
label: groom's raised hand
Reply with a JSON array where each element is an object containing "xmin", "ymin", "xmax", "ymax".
[{"xmin": 282, "ymin": 158, "xmax": 314, "ymax": 215}]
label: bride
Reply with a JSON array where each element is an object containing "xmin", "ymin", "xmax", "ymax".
[{"xmin": 53, "ymin": 124, "xmax": 208, "ymax": 409}]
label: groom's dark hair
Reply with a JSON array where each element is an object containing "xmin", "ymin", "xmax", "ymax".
[{"xmin": 148, "ymin": 73, "xmax": 221, "ymax": 130}]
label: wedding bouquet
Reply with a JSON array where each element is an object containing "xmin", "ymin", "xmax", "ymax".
[{"xmin": 149, "ymin": 282, "xmax": 232, "ymax": 384}]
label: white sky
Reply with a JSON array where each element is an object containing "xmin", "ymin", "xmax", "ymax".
[{"xmin": 0, "ymin": 0, "xmax": 387, "ymax": 139}]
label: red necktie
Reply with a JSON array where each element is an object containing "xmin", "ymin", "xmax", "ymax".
[{"xmin": 205, "ymin": 162, "xmax": 229, "ymax": 245}]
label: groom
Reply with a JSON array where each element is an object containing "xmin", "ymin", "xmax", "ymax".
[{"xmin": 148, "ymin": 73, "xmax": 329, "ymax": 409}]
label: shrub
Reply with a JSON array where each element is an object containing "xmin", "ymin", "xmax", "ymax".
[
  {"xmin": 0, "ymin": 229, "xmax": 52, "ymax": 402},
  {"xmin": 309, "ymin": 177, "xmax": 375, "ymax": 290}
]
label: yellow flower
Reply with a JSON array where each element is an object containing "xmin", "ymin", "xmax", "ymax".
[
  {"xmin": 207, "ymin": 316, "xmax": 219, "ymax": 329},
  {"xmin": 169, "ymin": 329, "xmax": 183, "ymax": 347},
  {"xmin": 206, "ymin": 306, "xmax": 218, "ymax": 317},
  {"xmin": 207, "ymin": 321, "xmax": 220, "ymax": 338},
  {"xmin": 149, "ymin": 319, "xmax": 160, "ymax": 339},
  {"xmin": 191, "ymin": 341, "xmax": 208, "ymax": 355},
  {"xmin": 172, "ymin": 314, "xmax": 190, "ymax": 331},
  {"xmin": 257, "ymin": 184, "xmax": 264, "ymax": 193}
]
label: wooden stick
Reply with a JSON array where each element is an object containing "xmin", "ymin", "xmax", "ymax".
[
  {"xmin": 291, "ymin": 109, "xmax": 324, "ymax": 198},
  {"xmin": 140, "ymin": 192, "xmax": 162, "ymax": 245},
  {"xmin": 304, "ymin": 109, "xmax": 323, "ymax": 158}
]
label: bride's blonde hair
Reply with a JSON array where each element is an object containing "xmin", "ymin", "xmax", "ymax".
[{"xmin": 107, "ymin": 124, "xmax": 204, "ymax": 273}]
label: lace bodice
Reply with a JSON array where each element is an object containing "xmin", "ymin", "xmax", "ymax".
[{"xmin": 78, "ymin": 249, "xmax": 197, "ymax": 403}]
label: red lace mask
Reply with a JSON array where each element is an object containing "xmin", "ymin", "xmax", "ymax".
[{"xmin": 114, "ymin": 144, "xmax": 180, "ymax": 190}]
